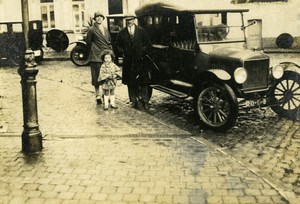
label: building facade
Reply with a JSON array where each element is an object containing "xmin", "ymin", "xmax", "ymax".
[
  {"xmin": 0, "ymin": 0, "xmax": 140, "ymax": 33},
  {"xmin": 231, "ymin": 0, "xmax": 300, "ymax": 48},
  {"xmin": 0, "ymin": 0, "xmax": 299, "ymax": 48}
]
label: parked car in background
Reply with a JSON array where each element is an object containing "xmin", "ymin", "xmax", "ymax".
[
  {"xmin": 0, "ymin": 20, "xmax": 43, "ymax": 66},
  {"xmin": 129, "ymin": 1, "xmax": 300, "ymax": 132}
]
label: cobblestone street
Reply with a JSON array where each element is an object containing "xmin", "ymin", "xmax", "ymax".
[{"xmin": 0, "ymin": 53, "xmax": 299, "ymax": 203}]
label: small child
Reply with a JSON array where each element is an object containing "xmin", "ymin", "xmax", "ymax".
[{"xmin": 98, "ymin": 50, "xmax": 122, "ymax": 110}]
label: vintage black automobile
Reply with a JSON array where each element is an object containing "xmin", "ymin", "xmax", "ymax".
[
  {"xmin": 133, "ymin": 1, "xmax": 300, "ymax": 131},
  {"xmin": 0, "ymin": 20, "xmax": 43, "ymax": 66}
]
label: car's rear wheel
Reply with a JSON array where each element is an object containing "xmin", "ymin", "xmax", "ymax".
[
  {"xmin": 137, "ymin": 85, "xmax": 153, "ymax": 101},
  {"xmin": 269, "ymin": 71, "xmax": 300, "ymax": 120},
  {"xmin": 194, "ymin": 83, "xmax": 238, "ymax": 132},
  {"xmin": 147, "ymin": 85, "xmax": 153, "ymax": 101}
]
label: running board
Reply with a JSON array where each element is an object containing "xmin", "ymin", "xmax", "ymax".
[{"xmin": 150, "ymin": 84, "xmax": 188, "ymax": 98}]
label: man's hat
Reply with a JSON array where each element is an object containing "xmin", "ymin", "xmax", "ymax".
[
  {"xmin": 93, "ymin": 11, "xmax": 105, "ymax": 20},
  {"xmin": 124, "ymin": 12, "xmax": 136, "ymax": 20}
]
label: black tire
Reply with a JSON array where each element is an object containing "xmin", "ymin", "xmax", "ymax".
[
  {"xmin": 147, "ymin": 85, "xmax": 153, "ymax": 101},
  {"xmin": 269, "ymin": 71, "xmax": 300, "ymax": 120},
  {"xmin": 70, "ymin": 45, "xmax": 89, "ymax": 66},
  {"xmin": 137, "ymin": 85, "xmax": 153, "ymax": 101},
  {"xmin": 194, "ymin": 83, "xmax": 238, "ymax": 132}
]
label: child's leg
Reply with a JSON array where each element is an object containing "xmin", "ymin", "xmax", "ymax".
[
  {"xmin": 110, "ymin": 89, "xmax": 118, "ymax": 109},
  {"xmin": 103, "ymin": 90, "xmax": 109, "ymax": 110}
]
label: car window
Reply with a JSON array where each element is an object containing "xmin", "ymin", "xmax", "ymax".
[
  {"xmin": 109, "ymin": 18, "xmax": 123, "ymax": 32},
  {"xmin": 196, "ymin": 12, "xmax": 245, "ymax": 43}
]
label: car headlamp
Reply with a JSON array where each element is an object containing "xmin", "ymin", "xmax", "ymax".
[
  {"xmin": 234, "ymin": 67, "xmax": 247, "ymax": 84},
  {"xmin": 272, "ymin": 64, "xmax": 284, "ymax": 79}
]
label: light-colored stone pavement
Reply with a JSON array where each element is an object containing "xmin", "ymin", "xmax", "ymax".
[
  {"xmin": 0, "ymin": 136, "xmax": 290, "ymax": 204},
  {"xmin": 0, "ymin": 66, "xmax": 296, "ymax": 203}
]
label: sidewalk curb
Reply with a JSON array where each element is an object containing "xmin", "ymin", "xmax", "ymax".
[{"xmin": 264, "ymin": 48, "xmax": 300, "ymax": 54}]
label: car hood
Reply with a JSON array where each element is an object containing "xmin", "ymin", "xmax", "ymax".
[{"xmin": 210, "ymin": 46, "xmax": 269, "ymax": 62}]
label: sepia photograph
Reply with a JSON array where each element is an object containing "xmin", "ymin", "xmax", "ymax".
[{"xmin": 0, "ymin": 0, "xmax": 299, "ymax": 203}]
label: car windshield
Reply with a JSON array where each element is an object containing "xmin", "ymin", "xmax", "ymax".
[{"xmin": 195, "ymin": 12, "xmax": 245, "ymax": 43}]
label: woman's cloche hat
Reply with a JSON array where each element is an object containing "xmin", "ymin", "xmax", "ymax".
[{"xmin": 93, "ymin": 11, "xmax": 105, "ymax": 20}]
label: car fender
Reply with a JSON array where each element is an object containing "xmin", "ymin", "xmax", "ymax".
[
  {"xmin": 269, "ymin": 61, "xmax": 300, "ymax": 85},
  {"xmin": 208, "ymin": 69, "xmax": 231, "ymax": 80},
  {"xmin": 278, "ymin": 62, "xmax": 300, "ymax": 74},
  {"xmin": 70, "ymin": 41, "xmax": 87, "ymax": 47},
  {"xmin": 191, "ymin": 70, "xmax": 230, "ymax": 98}
]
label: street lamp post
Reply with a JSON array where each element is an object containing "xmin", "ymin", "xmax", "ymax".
[{"xmin": 18, "ymin": 0, "xmax": 43, "ymax": 153}]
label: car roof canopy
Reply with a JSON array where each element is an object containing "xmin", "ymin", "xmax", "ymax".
[{"xmin": 135, "ymin": 0, "xmax": 249, "ymax": 17}]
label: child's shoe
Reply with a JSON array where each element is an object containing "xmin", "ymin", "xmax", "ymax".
[
  {"xmin": 103, "ymin": 95, "xmax": 109, "ymax": 110},
  {"xmin": 111, "ymin": 104, "xmax": 118, "ymax": 109},
  {"xmin": 110, "ymin": 95, "xmax": 118, "ymax": 109}
]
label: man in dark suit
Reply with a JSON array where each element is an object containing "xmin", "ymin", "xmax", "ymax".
[
  {"xmin": 86, "ymin": 11, "xmax": 112, "ymax": 104},
  {"xmin": 115, "ymin": 13, "xmax": 151, "ymax": 109}
]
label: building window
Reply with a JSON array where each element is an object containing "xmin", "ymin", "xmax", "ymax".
[
  {"xmin": 41, "ymin": 0, "xmax": 55, "ymax": 30},
  {"xmin": 108, "ymin": 0, "xmax": 123, "ymax": 14},
  {"xmin": 72, "ymin": 1, "xmax": 85, "ymax": 33},
  {"xmin": 232, "ymin": 0, "xmax": 287, "ymax": 3}
]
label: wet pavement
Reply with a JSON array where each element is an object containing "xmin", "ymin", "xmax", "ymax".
[{"xmin": 0, "ymin": 53, "xmax": 299, "ymax": 203}]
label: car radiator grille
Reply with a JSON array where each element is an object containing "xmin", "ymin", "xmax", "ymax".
[{"xmin": 243, "ymin": 59, "xmax": 269, "ymax": 91}]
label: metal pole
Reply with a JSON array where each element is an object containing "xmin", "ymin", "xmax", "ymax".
[{"xmin": 18, "ymin": 0, "xmax": 43, "ymax": 153}]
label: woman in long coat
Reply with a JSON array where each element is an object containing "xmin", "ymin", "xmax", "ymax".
[
  {"xmin": 115, "ymin": 14, "xmax": 151, "ymax": 109},
  {"xmin": 86, "ymin": 11, "xmax": 112, "ymax": 104}
]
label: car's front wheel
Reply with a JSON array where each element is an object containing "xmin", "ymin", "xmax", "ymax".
[
  {"xmin": 269, "ymin": 71, "xmax": 300, "ymax": 120},
  {"xmin": 194, "ymin": 83, "xmax": 238, "ymax": 132},
  {"xmin": 70, "ymin": 45, "xmax": 89, "ymax": 66}
]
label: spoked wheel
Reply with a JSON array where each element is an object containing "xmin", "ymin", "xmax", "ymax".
[
  {"xmin": 70, "ymin": 45, "xmax": 89, "ymax": 66},
  {"xmin": 137, "ymin": 85, "xmax": 153, "ymax": 101},
  {"xmin": 194, "ymin": 83, "xmax": 238, "ymax": 132},
  {"xmin": 269, "ymin": 71, "xmax": 300, "ymax": 120}
]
